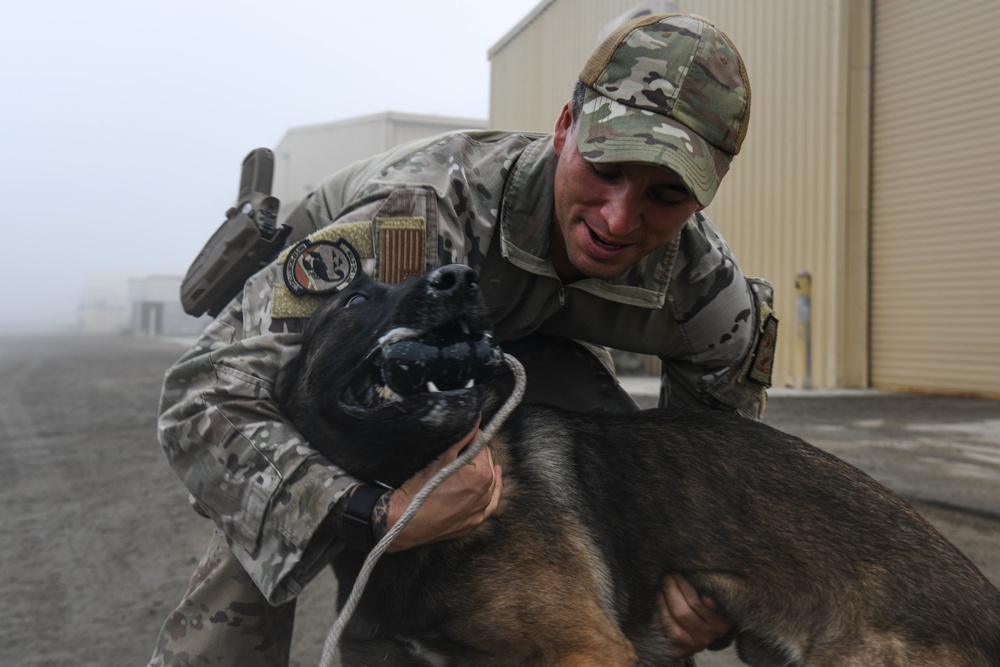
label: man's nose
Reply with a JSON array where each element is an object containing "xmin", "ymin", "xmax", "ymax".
[{"xmin": 603, "ymin": 192, "xmax": 642, "ymax": 237}]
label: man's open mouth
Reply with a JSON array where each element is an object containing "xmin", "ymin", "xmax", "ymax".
[{"xmin": 588, "ymin": 227, "xmax": 630, "ymax": 250}]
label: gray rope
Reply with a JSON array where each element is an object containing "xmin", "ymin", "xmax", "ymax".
[{"xmin": 318, "ymin": 354, "xmax": 526, "ymax": 667}]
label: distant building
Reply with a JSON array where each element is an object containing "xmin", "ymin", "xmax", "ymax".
[
  {"xmin": 78, "ymin": 300, "xmax": 127, "ymax": 335},
  {"xmin": 79, "ymin": 281, "xmax": 129, "ymax": 334},
  {"xmin": 77, "ymin": 112, "xmax": 485, "ymax": 338},
  {"xmin": 79, "ymin": 303, "xmax": 127, "ymax": 334},
  {"xmin": 127, "ymin": 276, "xmax": 209, "ymax": 337},
  {"xmin": 272, "ymin": 111, "xmax": 486, "ymax": 224}
]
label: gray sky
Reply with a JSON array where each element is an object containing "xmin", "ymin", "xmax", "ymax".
[{"xmin": 1, "ymin": 0, "xmax": 541, "ymax": 332}]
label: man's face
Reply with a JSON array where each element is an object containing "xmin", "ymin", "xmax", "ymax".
[{"xmin": 550, "ymin": 105, "xmax": 703, "ymax": 282}]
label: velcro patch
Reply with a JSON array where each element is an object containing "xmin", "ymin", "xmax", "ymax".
[
  {"xmin": 276, "ymin": 221, "xmax": 376, "ymax": 264},
  {"xmin": 283, "ymin": 238, "xmax": 361, "ymax": 296},
  {"xmin": 375, "ymin": 217, "xmax": 426, "ymax": 284},
  {"xmin": 271, "ymin": 288, "xmax": 325, "ymax": 320},
  {"xmin": 271, "ymin": 218, "xmax": 427, "ymax": 320},
  {"xmin": 272, "ymin": 221, "xmax": 376, "ymax": 320},
  {"xmin": 748, "ymin": 311, "xmax": 778, "ymax": 387}
]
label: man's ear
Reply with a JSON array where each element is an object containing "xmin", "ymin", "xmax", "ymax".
[{"xmin": 552, "ymin": 103, "xmax": 574, "ymax": 157}]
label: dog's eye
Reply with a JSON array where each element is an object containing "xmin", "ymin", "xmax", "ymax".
[{"xmin": 344, "ymin": 294, "xmax": 368, "ymax": 308}]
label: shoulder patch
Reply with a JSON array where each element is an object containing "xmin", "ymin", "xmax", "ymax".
[
  {"xmin": 375, "ymin": 217, "xmax": 427, "ymax": 284},
  {"xmin": 271, "ymin": 216, "xmax": 429, "ymax": 320},
  {"xmin": 283, "ymin": 238, "xmax": 361, "ymax": 296}
]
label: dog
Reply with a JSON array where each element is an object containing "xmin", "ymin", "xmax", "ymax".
[{"xmin": 276, "ymin": 263, "xmax": 1000, "ymax": 667}]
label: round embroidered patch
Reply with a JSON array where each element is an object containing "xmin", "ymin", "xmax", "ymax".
[{"xmin": 283, "ymin": 238, "xmax": 361, "ymax": 296}]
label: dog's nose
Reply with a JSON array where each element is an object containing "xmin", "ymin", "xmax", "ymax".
[
  {"xmin": 428, "ymin": 264, "xmax": 477, "ymax": 296},
  {"xmin": 427, "ymin": 264, "xmax": 478, "ymax": 298}
]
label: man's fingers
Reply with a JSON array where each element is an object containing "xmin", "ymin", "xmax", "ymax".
[
  {"xmin": 670, "ymin": 572, "xmax": 712, "ymax": 621},
  {"xmin": 658, "ymin": 573, "xmax": 732, "ymax": 658},
  {"xmin": 445, "ymin": 420, "xmax": 482, "ymax": 459},
  {"xmin": 657, "ymin": 590, "xmax": 697, "ymax": 657},
  {"xmin": 483, "ymin": 465, "xmax": 503, "ymax": 519}
]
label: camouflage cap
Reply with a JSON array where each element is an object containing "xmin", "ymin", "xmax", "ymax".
[{"xmin": 577, "ymin": 14, "xmax": 751, "ymax": 206}]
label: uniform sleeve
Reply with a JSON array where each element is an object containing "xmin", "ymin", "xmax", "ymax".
[
  {"xmin": 158, "ymin": 260, "xmax": 356, "ymax": 606},
  {"xmin": 157, "ymin": 133, "xmax": 515, "ymax": 604},
  {"xmin": 658, "ymin": 213, "xmax": 776, "ymax": 420},
  {"xmin": 157, "ymin": 153, "xmax": 453, "ymax": 604}
]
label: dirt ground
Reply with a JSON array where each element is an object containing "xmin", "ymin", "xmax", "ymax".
[{"xmin": 0, "ymin": 334, "xmax": 997, "ymax": 667}]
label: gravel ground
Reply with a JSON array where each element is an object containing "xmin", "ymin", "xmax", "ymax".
[{"xmin": 0, "ymin": 334, "xmax": 996, "ymax": 667}]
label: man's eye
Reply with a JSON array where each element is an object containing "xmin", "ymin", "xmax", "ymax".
[
  {"xmin": 653, "ymin": 194, "xmax": 686, "ymax": 207},
  {"xmin": 344, "ymin": 294, "xmax": 368, "ymax": 307},
  {"xmin": 652, "ymin": 188, "xmax": 694, "ymax": 207},
  {"xmin": 589, "ymin": 163, "xmax": 621, "ymax": 180}
]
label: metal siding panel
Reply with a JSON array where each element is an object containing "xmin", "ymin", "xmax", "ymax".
[
  {"xmin": 870, "ymin": 0, "xmax": 1000, "ymax": 396},
  {"xmin": 489, "ymin": 0, "xmax": 672, "ymax": 132},
  {"xmin": 688, "ymin": 0, "xmax": 850, "ymax": 388}
]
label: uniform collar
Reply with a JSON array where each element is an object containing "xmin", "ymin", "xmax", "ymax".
[{"xmin": 498, "ymin": 136, "xmax": 680, "ymax": 309}]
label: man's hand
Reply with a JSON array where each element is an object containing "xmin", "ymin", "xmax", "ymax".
[
  {"xmin": 657, "ymin": 572, "xmax": 732, "ymax": 658},
  {"xmin": 381, "ymin": 423, "xmax": 503, "ymax": 552}
]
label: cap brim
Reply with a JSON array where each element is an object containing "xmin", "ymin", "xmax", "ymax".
[{"xmin": 575, "ymin": 88, "xmax": 732, "ymax": 207}]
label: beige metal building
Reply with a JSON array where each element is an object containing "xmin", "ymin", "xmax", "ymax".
[
  {"xmin": 488, "ymin": 0, "xmax": 1000, "ymax": 396},
  {"xmin": 273, "ymin": 112, "xmax": 486, "ymax": 224}
]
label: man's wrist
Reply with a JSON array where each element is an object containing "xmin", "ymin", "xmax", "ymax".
[{"xmin": 343, "ymin": 482, "xmax": 392, "ymax": 551}]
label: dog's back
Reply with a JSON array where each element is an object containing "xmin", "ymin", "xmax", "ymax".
[{"xmin": 511, "ymin": 406, "xmax": 1000, "ymax": 666}]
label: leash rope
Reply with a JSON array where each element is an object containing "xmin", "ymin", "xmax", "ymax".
[{"xmin": 318, "ymin": 353, "xmax": 526, "ymax": 667}]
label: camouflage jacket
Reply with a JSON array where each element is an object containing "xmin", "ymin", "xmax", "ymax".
[{"xmin": 158, "ymin": 130, "xmax": 775, "ymax": 604}]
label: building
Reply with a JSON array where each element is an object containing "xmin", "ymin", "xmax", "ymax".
[
  {"xmin": 79, "ymin": 278, "xmax": 129, "ymax": 334},
  {"xmin": 273, "ymin": 112, "xmax": 486, "ymax": 224},
  {"xmin": 128, "ymin": 276, "xmax": 210, "ymax": 337},
  {"xmin": 91, "ymin": 113, "xmax": 486, "ymax": 338},
  {"xmin": 488, "ymin": 0, "xmax": 1000, "ymax": 397}
]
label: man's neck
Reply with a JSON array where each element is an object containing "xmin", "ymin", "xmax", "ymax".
[{"xmin": 548, "ymin": 221, "xmax": 584, "ymax": 283}]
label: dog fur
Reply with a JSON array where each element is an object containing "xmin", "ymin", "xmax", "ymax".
[{"xmin": 277, "ymin": 265, "xmax": 1000, "ymax": 667}]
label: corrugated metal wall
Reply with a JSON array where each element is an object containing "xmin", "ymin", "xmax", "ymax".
[
  {"xmin": 490, "ymin": 0, "xmax": 869, "ymax": 388},
  {"xmin": 490, "ymin": 1, "xmax": 640, "ymax": 133},
  {"xmin": 685, "ymin": 0, "xmax": 870, "ymax": 390},
  {"xmin": 869, "ymin": 0, "xmax": 1000, "ymax": 396}
]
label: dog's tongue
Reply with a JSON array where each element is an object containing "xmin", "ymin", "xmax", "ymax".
[{"xmin": 381, "ymin": 332, "xmax": 503, "ymax": 396}]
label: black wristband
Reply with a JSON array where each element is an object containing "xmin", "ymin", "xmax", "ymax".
[{"xmin": 343, "ymin": 483, "xmax": 390, "ymax": 552}]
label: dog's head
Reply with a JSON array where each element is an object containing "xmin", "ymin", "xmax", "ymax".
[{"xmin": 277, "ymin": 264, "xmax": 505, "ymax": 487}]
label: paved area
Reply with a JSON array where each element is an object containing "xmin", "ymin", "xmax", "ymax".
[
  {"xmin": 1, "ymin": 334, "xmax": 996, "ymax": 667},
  {"xmin": 623, "ymin": 377, "xmax": 1000, "ymax": 517}
]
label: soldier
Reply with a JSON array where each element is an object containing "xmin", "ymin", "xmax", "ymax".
[{"xmin": 149, "ymin": 13, "xmax": 775, "ymax": 666}]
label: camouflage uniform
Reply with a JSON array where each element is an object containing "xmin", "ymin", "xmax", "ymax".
[{"xmin": 149, "ymin": 14, "xmax": 773, "ymax": 666}]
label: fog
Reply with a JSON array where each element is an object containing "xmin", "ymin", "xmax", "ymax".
[{"xmin": 0, "ymin": 0, "xmax": 541, "ymax": 333}]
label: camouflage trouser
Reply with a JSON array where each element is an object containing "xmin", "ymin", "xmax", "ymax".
[
  {"xmin": 147, "ymin": 334, "xmax": 638, "ymax": 666},
  {"xmin": 146, "ymin": 529, "xmax": 296, "ymax": 667}
]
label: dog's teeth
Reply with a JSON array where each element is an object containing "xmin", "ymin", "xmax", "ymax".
[
  {"xmin": 378, "ymin": 385, "xmax": 400, "ymax": 401},
  {"xmin": 465, "ymin": 379, "xmax": 475, "ymax": 389},
  {"xmin": 460, "ymin": 322, "xmax": 470, "ymax": 335},
  {"xmin": 378, "ymin": 327, "xmax": 420, "ymax": 347},
  {"xmin": 427, "ymin": 381, "xmax": 440, "ymax": 393}
]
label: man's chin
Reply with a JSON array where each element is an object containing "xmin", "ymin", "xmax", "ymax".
[{"xmin": 570, "ymin": 255, "xmax": 632, "ymax": 282}]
